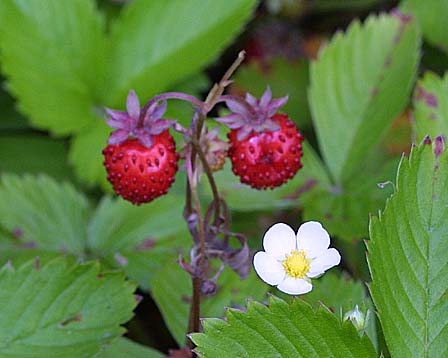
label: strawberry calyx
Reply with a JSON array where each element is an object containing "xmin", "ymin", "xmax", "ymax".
[
  {"xmin": 106, "ymin": 90, "xmax": 175, "ymax": 147},
  {"xmin": 216, "ymin": 86, "xmax": 288, "ymax": 140},
  {"xmin": 199, "ymin": 127, "xmax": 229, "ymax": 172}
]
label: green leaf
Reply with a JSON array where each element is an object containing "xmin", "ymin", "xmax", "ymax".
[
  {"xmin": 0, "ymin": 174, "xmax": 90, "ymax": 254},
  {"xmin": 298, "ymin": 273, "xmax": 378, "ymax": 350},
  {"xmin": 309, "ymin": 13, "xmax": 420, "ymax": 183},
  {"xmin": 96, "ymin": 337, "xmax": 164, "ymax": 358},
  {"xmin": 87, "ymin": 193, "xmax": 188, "ymax": 289},
  {"xmin": 105, "ymin": 0, "xmax": 257, "ymax": 105},
  {"xmin": 191, "ymin": 296, "xmax": 377, "ymax": 358},
  {"xmin": 0, "ymin": 88, "xmax": 27, "ymax": 130},
  {"xmin": 0, "ymin": 0, "xmax": 106, "ymax": 135},
  {"xmin": 300, "ymin": 272, "xmax": 368, "ymax": 314},
  {"xmin": 207, "ymin": 142, "xmax": 330, "ymax": 211},
  {"xmin": 0, "ymin": 135, "xmax": 72, "ymax": 179},
  {"xmin": 0, "ymin": 257, "xmax": 137, "ymax": 357},
  {"xmin": 413, "ymin": 72, "xmax": 448, "ymax": 140},
  {"xmin": 234, "ymin": 58, "xmax": 311, "ymax": 126},
  {"xmin": 368, "ymin": 140, "xmax": 448, "ymax": 357},
  {"xmin": 0, "ymin": 173, "xmax": 189, "ymax": 290},
  {"xmin": 311, "ymin": 0, "xmax": 383, "ymax": 12},
  {"xmin": 151, "ymin": 260, "xmax": 191, "ymax": 346},
  {"xmin": 151, "ymin": 262, "xmax": 268, "ymax": 346},
  {"xmin": 401, "ymin": 0, "xmax": 448, "ymax": 54},
  {"xmin": 301, "ymin": 157, "xmax": 398, "ymax": 240},
  {"xmin": 68, "ymin": 119, "xmax": 112, "ymax": 187}
]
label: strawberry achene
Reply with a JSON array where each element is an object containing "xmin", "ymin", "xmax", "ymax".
[
  {"xmin": 103, "ymin": 133, "xmax": 179, "ymax": 205},
  {"xmin": 228, "ymin": 114, "xmax": 303, "ymax": 189}
]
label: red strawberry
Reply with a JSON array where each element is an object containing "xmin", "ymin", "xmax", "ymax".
[
  {"xmin": 103, "ymin": 134, "xmax": 179, "ymax": 205},
  {"xmin": 102, "ymin": 90, "xmax": 179, "ymax": 204},
  {"xmin": 216, "ymin": 87, "xmax": 304, "ymax": 189},
  {"xmin": 228, "ymin": 114, "xmax": 303, "ymax": 189}
]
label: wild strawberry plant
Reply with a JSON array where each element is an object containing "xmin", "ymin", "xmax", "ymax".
[{"xmin": 0, "ymin": 1, "xmax": 448, "ymax": 357}]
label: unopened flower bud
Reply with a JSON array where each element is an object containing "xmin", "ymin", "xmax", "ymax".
[
  {"xmin": 201, "ymin": 279, "xmax": 218, "ymax": 296},
  {"xmin": 344, "ymin": 305, "xmax": 366, "ymax": 332}
]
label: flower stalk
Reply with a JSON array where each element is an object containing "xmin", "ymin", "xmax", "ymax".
[{"xmin": 180, "ymin": 52, "xmax": 247, "ymax": 341}]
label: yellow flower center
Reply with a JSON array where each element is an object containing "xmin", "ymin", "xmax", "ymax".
[{"xmin": 282, "ymin": 250, "xmax": 311, "ymax": 278}]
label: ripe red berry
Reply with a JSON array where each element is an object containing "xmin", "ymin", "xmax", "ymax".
[
  {"xmin": 103, "ymin": 132, "xmax": 179, "ymax": 205},
  {"xmin": 103, "ymin": 90, "xmax": 179, "ymax": 204},
  {"xmin": 228, "ymin": 114, "xmax": 303, "ymax": 189}
]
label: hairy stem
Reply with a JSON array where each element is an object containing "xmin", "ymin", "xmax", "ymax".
[
  {"xmin": 143, "ymin": 92, "xmax": 206, "ymax": 114},
  {"xmin": 186, "ymin": 51, "xmax": 245, "ymax": 343},
  {"xmin": 196, "ymin": 50, "xmax": 246, "ymax": 135},
  {"xmin": 186, "ymin": 168, "xmax": 207, "ymax": 343},
  {"xmin": 190, "ymin": 136, "xmax": 220, "ymax": 223}
]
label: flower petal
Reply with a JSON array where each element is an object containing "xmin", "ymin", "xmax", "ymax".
[
  {"xmin": 296, "ymin": 221, "xmax": 330, "ymax": 259},
  {"xmin": 307, "ymin": 248, "xmax": 341, "ymax": 278},
  {"xmin": 253, "ymin": 251, "xmax": 285, "ymax": 285},
  {"xmin": 277, "ymin": 277, "xmax": 312, "ymax": 295},
  {"xmin": 263, "ymin": 223, "xmax": 296, "ymax": 258},
  {"xmin": 126, "ymin": 90, "xmax": 140, "ymax": 119}
]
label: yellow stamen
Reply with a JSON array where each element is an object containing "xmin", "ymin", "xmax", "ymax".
[{"xmin": 282, "ymin": 250, "xmax": 311, "ymax": 278}]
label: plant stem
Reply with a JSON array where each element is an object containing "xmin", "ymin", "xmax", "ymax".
[
  {"xmin": 190, "ymin": 277, "xmax": 202, "ymax": 332},
  {"xmin": 196, "ymin": 50, "xmax": 246, "ymax": 134},
  {"xmin": 143, "ymin": 92, "xmax": 206, "ymax": 114},
  {"xmin": 190, "ymin": 136, "xmax": 220, "ymax": 223},
  {"xmin": 186, "ymin": 51, "xmax": 245, "ymax": 345},
  {"xmin": 186, "ymin": 166, "xmax": 206, "ymax": 344}
]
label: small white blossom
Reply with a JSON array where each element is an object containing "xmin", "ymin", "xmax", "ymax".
[{"xmin": 253, "ymin": 221, "xmax": 341, "ymax": 295}]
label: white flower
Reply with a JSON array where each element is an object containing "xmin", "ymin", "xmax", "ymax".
[{"xmin": 253, "ymin": 221, "xmax": 341, "ymax": 295}]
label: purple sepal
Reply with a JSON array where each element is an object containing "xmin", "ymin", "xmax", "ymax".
[
  {"xmin": 245, "ymin": 92, "xmax": 258, "ymax": 106},
  {"xmin": 259, "ymin": 86, "xmax": 273, "ymax": 108},
  {"xmin": 263, "ymin": 119, "xmax": 281, "ymax": 132},
  {"xmin": 214, "ymin": 114, "xmax": 244, "ymax": 129},
  {"xmin": 225, "ymin": 98, "xmax": 252, "ymax": 117},
  {"xmin": 225, "ymin": 240, "xmax": 250, "ymax": 279},
  {"xmin": 104, "ymin": 90, "xmax": 176, "ymax": 147},
  {"xmin": 105, "ymin": 109, "xmax": 129, "ymax": 124},
  {"xmin": 137, "ymin": 133, "xmax": 154, "ymax": 147},
  {"xmin": 126, "ymin": 90, "xmax": 140, "ymax": 119},
  {"xmin": 151, "ymin": 100, "xmax": 168, "ymax": 121},
  {"xmin": 106, "ymin": 117, "xmax": 128, "ymax": 130},
  {"xmin": 216, "ymin": 86, "xmax": 289, "ymax": 139},
  {"xmin": 108, "ymin": 129, "xmax": 130, "ymax": 144},
  {"xmin": 146, "ymin": 119, "xmax": 176, "ymax": 135},
  {"xmin": 236, "ymin": 126, "xmax": 253, "ymax": 141},
  {"xmin": 267, "ymin": 96, "xmax": 289, "ymax": 117}
]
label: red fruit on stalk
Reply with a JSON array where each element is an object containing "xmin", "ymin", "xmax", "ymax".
[
  {"xmin": 216, "ymin": 87, "xmax": 304, "ymax": 189},
  {"xmin": 103, "ymin": 134, "xmax": 179, "ymax": 205},
  {"xmin": 102, "ymin": 90, "xmax": 179, "ymax": 205},
  {"xmin": 228, "ymin": 114, "xmax": 303, "ymax": 189}
]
